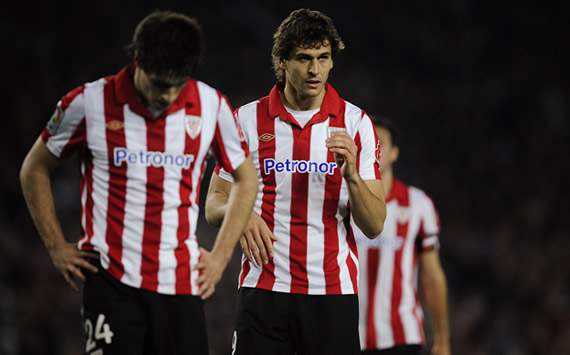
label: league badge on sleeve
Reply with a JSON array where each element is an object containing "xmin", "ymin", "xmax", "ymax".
[
  {"xmin": 47, "ymin": 101, "xmax": 65, "ymax": 135},
  {"xmin": 185, "ymin": 115, "xmax": 202, "ymax": 139}
]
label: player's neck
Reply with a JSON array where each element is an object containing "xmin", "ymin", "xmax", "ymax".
[
  {"xmin": 382, "ymin": 169, "xmax": 394, "ymax": 196},
  {"xmin": 282, "ymin": 84, "xmax": 324, "ymax": 111}
]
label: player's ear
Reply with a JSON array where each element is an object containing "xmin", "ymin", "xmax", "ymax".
[{"xmin": 391, "ymin": 146, "xmax": 400, "ymax": 163}]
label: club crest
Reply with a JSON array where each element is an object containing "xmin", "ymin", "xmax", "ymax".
[{"xmin": 185, "ymin": 115, "xmax": 202, "ymax": 139}]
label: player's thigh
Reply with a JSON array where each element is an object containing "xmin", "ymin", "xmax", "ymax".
[
  {"xmin": 294, "ymin": 294, "xmax": 360, "ymax": 355},
  {"xmin": 144, "ymin": 292, "xmax": 208, "ymax": 355},
  {"xmin": 82, "ymin": 270, "xmax": 146, "ymax": 355},
  {"xmin": 233, "ymin": 288, "xmax": 294, "ymax": 355}
]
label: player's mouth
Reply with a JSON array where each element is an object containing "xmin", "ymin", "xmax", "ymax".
[{"xmin": 305, "ymin": 79, "xmax": 321, "ymax": 88}]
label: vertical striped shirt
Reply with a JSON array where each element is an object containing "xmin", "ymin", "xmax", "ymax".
[
  {"xmin": 218, "ymin": 84, "xmax": 381, "ymax": 295},
  {"xmin": 356, "ymin": 179, "xmax": 440, "ymax": 349},
  {"xmin": 41, "ymin": 65, "xmax": 248, "ymax": 295}
]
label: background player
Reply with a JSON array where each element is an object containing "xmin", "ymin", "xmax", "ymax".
[
  {"xmin": 19, "ymin": 10, "xmax": 257, "ymax": 355},
  {"xmin": 357, "ymin": 117, "xmax": 451, "ymax": 355},
  {"xmin": 205, "ymin": 8, "xmax": 386, "ymax": 355}
]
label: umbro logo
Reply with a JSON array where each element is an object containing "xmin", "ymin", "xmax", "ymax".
[
  {"xmin": 106, "ymin": 120, "xmax": 124, "ymax": 131},
  {"xmin": 258, "ymin": 133, "xmax": 275, "ymax": 142}
]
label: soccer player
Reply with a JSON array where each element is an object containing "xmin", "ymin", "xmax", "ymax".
[
  {"xmin": 357, "ymin": 118, "xmax": 451, "ymax": 355},
  {"xmin": 19, "ymin": 10, "xmax": 258, "ymax": 355},
  {"xmin": 205, "ymin": 8, "xmax": 386, "ymax": 355}
]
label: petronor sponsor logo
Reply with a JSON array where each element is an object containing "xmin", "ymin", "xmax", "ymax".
[
  {"xmin": 263, "ymin": 158, "xmax": 337, "ymax": 175},
  {"xmin": 114, "ymin": 148, "xmax": 194, "ymax": 168}
]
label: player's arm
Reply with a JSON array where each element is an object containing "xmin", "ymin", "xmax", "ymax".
[
  {"xmin": 206, "ymin": 172, "xmax": 276, "ymax": 266},
  {"xmin": 198, "ymin": 158, "xmax": 258, "ymax": 299},
  {"xmin": 420, "ymin": 250, "xmax": 451, "ymax": 355},
  {"xmin": 326, "ymin": 129, "xmax": 386, "ymax": 238},
  {"xmin": 20, "ymin": 138, "xmax": 98, "ymax": 291}
]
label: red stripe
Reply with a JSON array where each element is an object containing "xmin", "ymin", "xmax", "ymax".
[
  {"xmin": 60, "ymin": 119, "xmax": 86, "ymax": 158},
  {"xmin": 140, "ymin": 118, "xmax": 166, "ymax": 291},
  {"xmin": 254, "ymin": 99, "xmax": 276, "ymax": 289},
  {"xmin": 346, "ymin": 222, "xmax": 359, "ymax": 293},
  {"xmin": 354, "ymin": 132, "xmax": 362, "ymax": 173},
  {"xmin": 289, "ymin": 125, "xmax": 311, "ymax": 294},
  {"xmin": 411, "ymin": 240, "xmax": 425, "ymax": 343},
  {"xmin": 80, "ymin": 150, "xmax": 95, "ymax": 250},
  {"xmin": 365, "ymin": 248, "xmax": 380, "ymax": 349},
  {"xmin": 175, "ymin": 83, "xmax": 202, "ymax": 294},
  {"xmin": 103, "ymin": 83, "xmax": 127, "ymax": 279},
  {"xmin": 391, "ymin": 187, "xmax": 410, "ymax": 345},
  {"xmin": 368, "ymin": 117, "xmax": 382, "ymax": 179},
  {"xmin": 321, "ymin": 113, "xmax": 346, "ymax": 294}
]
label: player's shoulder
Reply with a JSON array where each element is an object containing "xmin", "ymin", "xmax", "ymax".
[
  {"xmin": 194, "ymin": 80, "xmax": 220, "ymax": 98},
  {"xmin": 342, "ymin": 100, "xmax": 371, "ymax": 128},
  {"xmin": 408, "ymin": 184, "xmax": 437, "ymax": 210},
  {"xmin": 235, "ymin": 99, "xmax": 261, "ymax": 121}
]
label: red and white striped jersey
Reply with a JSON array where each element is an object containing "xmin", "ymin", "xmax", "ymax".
[
  {"xmin": 356, "ymin": 179, "xmax": 440, "ymax": 350},
  {"xmin": 217, "ymin": 84, "xmax": 381, "ymax": 295},
  {"xmin": 40, "ymin": 65, "xmax": 248, "ymax": 295}
]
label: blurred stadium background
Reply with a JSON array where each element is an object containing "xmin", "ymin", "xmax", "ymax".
[{"xmin": 1, "ymin": 1, "xmax": 568, "ymax": 354}]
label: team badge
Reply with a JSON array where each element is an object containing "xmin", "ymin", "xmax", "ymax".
[
  {"xmin": 185, "ymin": 115, "xmax": 202, "ymax": 139},
  {"xmin": 46, "ymin": 102, "xmax": 65, "ymax": 135}
]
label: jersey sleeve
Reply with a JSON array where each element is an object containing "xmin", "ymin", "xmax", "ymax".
[
  {"xmin": 40, "ymin": 85, "xmax": 86, "ymax": 159},
  {"xmin": 417, "ymin": 193, "xmax": 441, "ymax": 252},
  {"xmin": 355, "ymin": 113, "xmax": 381, "ymax": 180},
  {"xmin": 210, "ymin": 93, "xmax": 249, "ymax": 175}
]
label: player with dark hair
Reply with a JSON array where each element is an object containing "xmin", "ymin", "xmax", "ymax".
[
  {"xmin": 206, "ymin": 8, "xmax": 386, "ymax": 355},
  {"xmin": 357, "ymin": 117, "xmax": 451, "ymax": 355},
  {"xmin": 19, "ymin": 10, "xmax": 257, "ymax": 355}
]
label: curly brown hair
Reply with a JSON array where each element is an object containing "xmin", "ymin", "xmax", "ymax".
[{"xmin": 271, "ymin": 9, "xmax": 345, "ymax": 84}]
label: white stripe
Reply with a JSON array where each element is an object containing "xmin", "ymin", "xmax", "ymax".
[
  {"xmin": 377, "ymin": 202, "xmax": 398, "ymax": 348},
  {"xmin": 45, "ymin": 94, "xmax": 84, "ymax": 157},
  {"xmin": 119, "ymin": 105, "xmax": 147, "ymax": 288},
  {"xmin": 156, "ymin": 110, "xmax": 187, "ymax": 294},
  {"xmin": 305, "ymin": 123, "xmax": 327, "ymax": 293},
  {"xmin": 84, "ymin": 81, "xmax": 110, "ymax": 269},
  {"xmin": 399, "ymin": 213, "xmax": 422, "ymax": 343},
  {"xmin": 78, "ymin": 161, "xmax": 88, "ymax": 249},
  {"xmin": 357, "ymin": 247, "xmax": 369, "ymax": 349},
  {"xmin": 269, "ymin": 119, "xmax": 293, "ymax": 292}
]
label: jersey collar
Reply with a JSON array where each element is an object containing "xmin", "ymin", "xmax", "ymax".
[
  {"xmin": 113, "ymin": 64, "xmax": 198, "ymax": 119},
  {"xmin": 267, "ymin": 83, "xmax": 342, "ymax": 128},
  {"xmin": 386, "ymin": 179, "xmax": 409, "ymax": 204}
]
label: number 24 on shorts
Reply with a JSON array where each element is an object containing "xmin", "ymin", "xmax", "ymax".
[{"xmin": 85, "ymin": 313, "xmax": 114, "ymax": 353}]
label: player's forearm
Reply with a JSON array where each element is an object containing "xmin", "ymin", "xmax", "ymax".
[
  {"xmin": 205, "ymin": 190, "xmax": 229, "ymax": 227},
  {"xmin": 347, "ymin": 176, "xmax": 386, "ymax": 237},
  {"xmin": 20, "ymin": 161, "xmax": 67, "ymax": 253},
  {"xmin": 422, "ymin": 269, "xmax": 451, "ymax": 344},
  {"xmin": 210, "ymin": 169, "xmax": 258, "ymax": 264}
]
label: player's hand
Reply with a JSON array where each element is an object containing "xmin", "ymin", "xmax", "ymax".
[
  {"xmin": 239, "ymin": 213, "xmax": 276, "ymax": 266},
  {"xmin": 197, "ymin": 247, "xmax": 227, "ymax": 300},
  {"xmin": 48, "ymin": 242, "xmax": 99, "ymax": 291},
  {"xmin": 431, "ymin": 339, "xmax": 451, "ymax": 355},
  {"xmin": 326, "ymin": 132, "xmax": 358, "ymax": 181}
]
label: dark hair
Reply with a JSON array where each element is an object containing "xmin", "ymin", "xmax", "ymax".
[
  {"xmin": 271, "ymin": 9, "xmax": 345, "ymax": 84},
  {"xmin": 372, "ymin": 115, "xmax": 400, "ymax": 148},
  {"xmin": 127, "ymin": 10, "xmax": 203, "ymax": 79}
]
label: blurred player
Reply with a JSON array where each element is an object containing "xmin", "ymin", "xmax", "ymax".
[
  {"xmin": 205, "ymin": 8, "xmax": 386, "ymax": 355},
  {"xmin": 19, "ymin": 10, "xmax": 257, "ymax": 355},
  {"xmin": 356, "ymin": 117, "xmax": 451, "ymax": 355}
]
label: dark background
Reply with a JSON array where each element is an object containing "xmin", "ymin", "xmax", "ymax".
[{"xmin": 1, "ymin": 1, "xmax": 568, "ymax": 354}]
